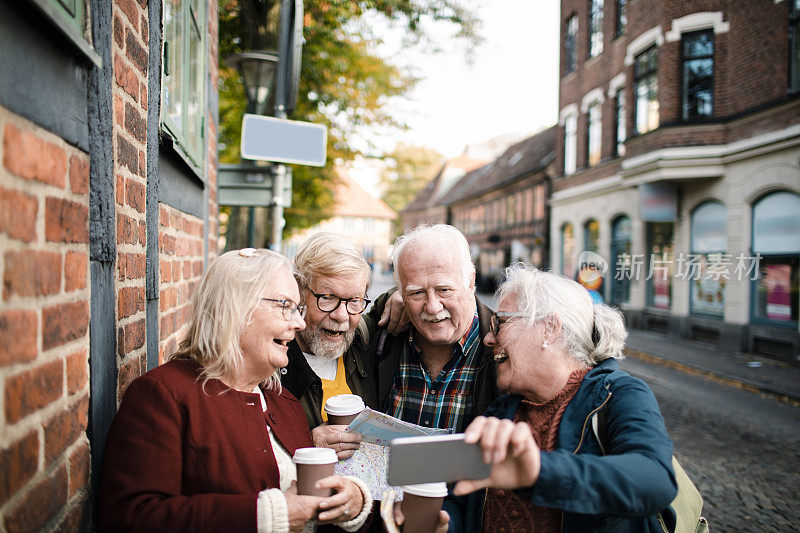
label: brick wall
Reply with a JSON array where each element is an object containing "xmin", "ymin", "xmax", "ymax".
[
  {"xmin": 0, "ymin": 110, "xmax": 91, "ymax": 531},
  {"xmin": 158, "ymin": 204, "xmax": 204, "ymax": 363},
  {"xmin": 113, "ymin": 0, "xmax": 149, "ymax": 398}
]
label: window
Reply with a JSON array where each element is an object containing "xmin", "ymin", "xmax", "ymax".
[
  {"xmin": 615, "ymin": 0, "xmax": 626, "ymax": 36},
  {"xmin": 564, "ymin": 114, "xmax": 577, "ymax": 175},
  {"xmin": 586, "ymin": 103, "xmax": 602, "ymax": 167},
  {"xmin": 613, "ymin": 90, "xmax": 626, "ymax": 157},
  {"xmin": 506, "ymin": 196, "xmax": 516, "ymax": 226},
  {"xmin": 690, "ymin": 202, "xmax": 727, "ymax": 317},
  {"xmin": 162, "ymin": 0, "xmax": 206, "ymax": 170},
  {"xmin": 584, "ymin": 219, "xmax": 600, "ymax": 253},
  {"xmin": 533, "ymin": 184, "xmax": 545, "ymax": 220},
  {"xmin": 561, "ymin": 223, "xmax": 576, "ymax": 276},
  {"xmin": 610, "ymin": 216, "xmax": 631, "ymax": 304},
  {"xmin": 647, "ymin": 222, "xmax": 674, "ymax": 310},
  {"xmin": 634, "ymin": 46, "xmax": 659, "ymax": 135},
  {"xmin": 565, "ymin": 15, "xmax": 579, "ymax": 74},
  {"xmin": 588, "ymin": 0, "xmax": 604, "ymax": 58},
  {"xmin": 751, "ymin": 192, "xmax": 800, "ymax": 325},
  {"xmin": 792, "ymin": 1, "xmax": 800, "ymax": 93},
  {"xmin": 48, "ymin": 0, "xmax": 85, "ymax": 34},
  {"xmin": 682, "ymin": 30, "xmax": 714, "ymax": 121}
]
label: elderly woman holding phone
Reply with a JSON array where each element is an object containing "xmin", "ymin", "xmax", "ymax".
[
  {"xmin": 445, "ymin": 265, "xmax": 677, "ymax": 532},
  {"xmin": 100, "ymin": 248, "xmax": 372, "ymax": 532}
]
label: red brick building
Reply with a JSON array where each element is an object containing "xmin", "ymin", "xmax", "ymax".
[
  {"xmin": 0, "ymin": 0, "xmax": 218, "ymax": 528},
  {"xmin": 552, "ymin": 0, "xmax": 800, "ymax": 357}
]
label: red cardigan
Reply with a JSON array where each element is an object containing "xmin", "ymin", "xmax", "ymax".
[{"xmin": 100, "ymin": 358, "xmax": 313, "ymax": 532}]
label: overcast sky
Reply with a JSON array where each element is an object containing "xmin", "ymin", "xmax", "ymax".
[{"xmin": 379, "ymin": 0, "xmax": 561, "ymax": 158}]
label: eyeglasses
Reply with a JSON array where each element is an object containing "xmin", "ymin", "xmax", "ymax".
[
  {"xmin": 489, "ymin": 312, "xmax": 528, "ymax": 336},
  {"xmin": 261, "ymin": 298, "xmax": 307, "ymax": 320},
  {"xmin": 308, "ymin": 290, "xmax": 371, "ymax": 315}
]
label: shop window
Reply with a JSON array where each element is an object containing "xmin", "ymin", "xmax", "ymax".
[
  {"xmin": 647, "ymin": 222, "xmax": 674, "ymax": 310},
  {"xmin": 564, "ymin": 114, "xmax": 577, "ymax": 175},
  {"xmin": 614, "ymin": 91, "xmax": 626, "ymax": 157},
  {"xmin": 610, "ymin": 215, "xmax": 631, "ymax": 304},
  {"xmin": 681, "ymin": 30, "xmax": 714, "ymax": 121},
  {"xmin": 634, "ymin": 46, "xmax": 659, "ymax": 135},
  {"xmin": 586, "ymin": 103, "xmax": 602, "ymax": 167},
  {"xmin": 584, "ymin": 219, "xmax": 600, "ymax": 253},
  {"xmin": 162, "ymin": 0, "xmax": 206, "ymax": 172},
  {"xmin": 533, "ymin": 184, "xmax": 545, "ymax": 221},
  {"xmin": 791, "ymin": 1, "xmax": 800, "ymax": 93},
  {"xmin": 752, "ymin": 191, "xmax": 800, "ymax": 325},
  {"xmin": 615, "ymin": 0, "xmax": 626, "ymax": 36},
  {"xmin": 689, "ymin": 201, "xmax": 727, "ymax": 317},
  {"xmin": 565, "ymin": 15, "xmax": 578, "ymax": 74},
  {"xmin": 561, "ymin": 222, "xmax": 576, "ymax": 276},
  {"xmin": 588, "ymin": 0, "xmax": 604, "ymax": 58}
]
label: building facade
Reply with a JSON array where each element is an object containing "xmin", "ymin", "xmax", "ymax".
[
  {"xmin": 0, "ymin": 0, "xmax": 219, "ymax": 528},
  {"xmin": 552, "ymin": 0, "xmax": 800, "ymax": 357}
]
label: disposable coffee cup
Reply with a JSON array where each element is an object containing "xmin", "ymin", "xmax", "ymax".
[
  {"xmin": 401, "ymin": 482, "xmax": 448, "ymax": 533},
  {"xmin": 293, "ymin": 447, "xmax": 338, "ymax": 497},
  {"xmin": 324, "ymin": 394, "xmax": 365, "ymax": 425}
]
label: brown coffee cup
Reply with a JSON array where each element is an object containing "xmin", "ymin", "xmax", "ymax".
[
  {"xmin": 401, "ymin": 482, "xmax": 448, "ymax": 533},
  {"xmin": 324, "ymin": 394, "xmax": 365, "ymax": 426},
  {"xmin": 293, "ymin": 447, "xmax": 338, "ymax": 497}
]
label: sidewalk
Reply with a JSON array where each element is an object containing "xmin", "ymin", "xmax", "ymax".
[{"xmin": 624, "ymin": 329, "xmax": 800, "ymax": 404}]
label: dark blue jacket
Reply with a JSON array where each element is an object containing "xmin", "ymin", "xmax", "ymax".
[{"xmin": 444, "ymin": 358, "xmax": 678, "ymax": 532}]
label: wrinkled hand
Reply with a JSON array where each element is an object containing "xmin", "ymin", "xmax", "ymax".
[
  {"xmin": 452, "ymin": 416, "xmax": 541, "ymax": 496},
  {"xmin": 316, "ymin": 476, "xmax": 364, "ymax": 524},
  {"xmin": 378, "ymin": 290, "xmax": 409, "ymax": 334},
  {"xmin": 284, "ymin": 481, "xmax": 325, "ymax": 532},
  {"xmin": 392, "ymin": 501, "xmax": 449, "ymax": 533},
  {"xmin": 312, "ymin": 423, "xmax": 362, "ymax": 460}
]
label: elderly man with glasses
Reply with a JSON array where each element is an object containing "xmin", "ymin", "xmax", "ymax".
[{"xmin": 282, "ymin": 232, "xmax": 377, "ymax": 459}]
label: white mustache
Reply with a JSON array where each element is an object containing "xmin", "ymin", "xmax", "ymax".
[
  {"xmin": 320, "ymin": 323, "xmax": 348, "ymax": 333},
  {"xmin": 420, "ymin": 310, "xmax": 451, "ymax": 322}
]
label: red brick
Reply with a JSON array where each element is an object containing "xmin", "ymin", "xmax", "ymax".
[
  {"xmin": 3, "ymin": 250, "xmax": 62, "ymax": 299},
  {"xmin": 45, "ymin": 197, "xmax": 89, "ymax": 243},
  {"xmin": 160, "ymin": 233, "xmax": 175, "ymax": 254},
  {"xmin": 159, "ymin": 310, "xmax": 175, "ymax": 340},
  {"xmin": 160, "ymin": 260, "xmax": 171, "ymax": 283},
  {"xmin": 170, "ymin": 209, "xmax": 181, "ymax": 230},
  {"xmin": 124, "ymin": 100, "xmax": 146, "ymax": 143},
  {"xmin": 64, "ymin": 251, "xmax": 87, "ymax": 292},
  {"xmin": 0, "ymin": 310, "xmax": 38, "ymax": 367},
  {"xmin": 42, "ymin": 301, "xmax": 89, "ymax": 351},
  {"xmin": 67, "ymin": 442, "xmax": 90, "ymax": 498},
  {"xmin": 126, "ymin": 27, "xmax": 148, "ymax": 76},
  {"xmin": 182, "ymin": 259, "xmax": 192, "ymax": 279},
  {"xmin": 0, "ymin": 186, "xmax": 37, "ymax": 242},
  {"xmin": 124, "ymin": 318, "xmax": 145, "ymax": 353},
  {"xmin": 118, "ymin": 286, "xmax": 144, "ymax": 319},
  {"xmin": 140, "ymin": 80, "xmax": 148, "ymax": 111},
  {"xmin": 116, "ymin": 173, "xmax": 125, "ymax": 205},
  {"xmin": 159, "ymin": 205, "xmax": 169, "ymax": 226},
  {"xmin": 68, "ymin": 154, "xmax": 89, "ymax": 194},
  {"xmin": 193, "ymin": 260, "xmax": 203, "ymax": 276},
  {"xmin": 113, "ymin": 12, "xmax": 124, "ymax": 47},
  {"xmin": 116, "ymin": 212, "xmax": 137, "ymax": 245},
  {"xmin": 54, "ymin": 494, "xmax": 91, "ymax": 532},
  {"xmin": 4, "ymin": 465, "xmax": 68, "ymax": 533},
  {"xmin": 125, "ymin": 177, "xmax": 145, "ymax": 212},
  {"xmin": 44, "ymin": 395, "xmax": 88, "ymax": 464},
  {"xmin": 138, "ymin": 220, "xmax": 147, "ymax": 245},
  {"xmin": 117, "ymin": 0, "xmax": 139, "ymax": 30},
  {"xmin": 140, "ymin": 13, "xmax": 148, "ymax": 44},
  {"xmin": 5, "ymin": 359, "xmax": 63, "ymax": 423},
  {"xmin": 114, "ymin": 94, "xmax": 124, "ymax": 128},
  {"xmin": 3, "ymin": 124, "xmax": 67, "ymax": 188},
  {"xmin": 114, "ymin": 54, "xmax": 137, "ymax": 101},
  {"xmin": 116, "ymin": 132, "xmax": 139, "ymax": 175},
  {"xmin": 117, "ymin": 357, "xmax": 140, "ymax": 398},
  {"xmin": 0, "ymin": 431, "xmax": 39, "ymax": 506},
  {"xmin": 66, "ymin": 350, "xmax": 88, "ymax": 395}
]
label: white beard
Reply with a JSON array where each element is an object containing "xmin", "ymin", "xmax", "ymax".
[{"xmin": 298, "ymin": 324, "xmax": 355, "ymax": 360}]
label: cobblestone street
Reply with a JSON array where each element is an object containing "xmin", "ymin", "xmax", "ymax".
[{"xmin": 623, "ymin": 357, "xmax": 800, "ymax": 532}]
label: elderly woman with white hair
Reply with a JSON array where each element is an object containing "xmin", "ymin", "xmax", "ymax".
[
  {"xmin": 444, "ymin": 265, "xmax": 677, "ymax": 533},
  {"xmin": 100, "ymin": 248, "xmax": 372, "ymax": 533}
]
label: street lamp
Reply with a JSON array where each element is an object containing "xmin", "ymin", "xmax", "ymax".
[{"xmin": 226, "ymin": 51, "xmax": 279, "ymax": 116}]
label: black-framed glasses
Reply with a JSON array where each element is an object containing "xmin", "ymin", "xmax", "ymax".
[
  {"xmin": 308, "ymin": 290, "xmax": 371, "ymax": 315},
  {"xmin": 489, "ymin": 312, "xmax": 528, "ymax": 336},
  {"xmin": 261, "ymin": 298, "xmax": 307, "ymax": 320}
]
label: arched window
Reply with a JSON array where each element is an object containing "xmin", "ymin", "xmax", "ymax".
[
  {"xmin": 752, "ymin": 192, "xmax": 800, "ymax": 324},
  {"xmin": 689, "ymin": 201, "xmax": 727, "ymax": 316},
  {"xmin": 561, "ymin": 223, "xmax": 576, "ymax": 276},
  {"xmin": 610, "ymin": 215, "xmax": 632, "ymax": 304},
  {"xmin": 583, "ymin": 219, "xmax": 600, "ymax": 253}
]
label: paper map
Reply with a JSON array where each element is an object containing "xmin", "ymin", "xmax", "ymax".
[{"xmin": 333, "ymin": 408, "xmax": 450, "ymax": 499}]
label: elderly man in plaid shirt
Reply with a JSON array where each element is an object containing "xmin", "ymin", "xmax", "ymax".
[{"xmin": 369, "ymin": 224, "xmax": 499, "ymax": 434}]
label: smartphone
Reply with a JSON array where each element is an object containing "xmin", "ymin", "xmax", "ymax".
[{"xmin": 387, "ymin": 433, "xmax": 491, "ymax": 486}]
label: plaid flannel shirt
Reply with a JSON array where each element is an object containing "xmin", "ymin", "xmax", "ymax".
[{"xmin": 389, "ymin": 312, "xmax": 482, "ymax": 433}]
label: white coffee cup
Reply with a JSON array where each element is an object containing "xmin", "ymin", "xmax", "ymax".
[{"xmin": 293, "ymin": 447, "xmax": 338, "ymax": 496}]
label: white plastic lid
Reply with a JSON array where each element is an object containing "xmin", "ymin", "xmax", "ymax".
[
  {"xmin": 402, "ymin": 482, "xmax": 448, "ymax": 498},
  {"xmin": 292, "ymin": 447, "xmax": 338, "ymax": 465},
  {"xmin": 324, "ymin": 394, "xmax": 365, "ymax": 416}
]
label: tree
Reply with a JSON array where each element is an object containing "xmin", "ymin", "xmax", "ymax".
[
  {"xmin": 218, "ymin": 0, "xmax": 479, "ymax": 248},
  {"xmin": 379, "ymin": 144, "xmax": 443, "ymax": 236}
]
